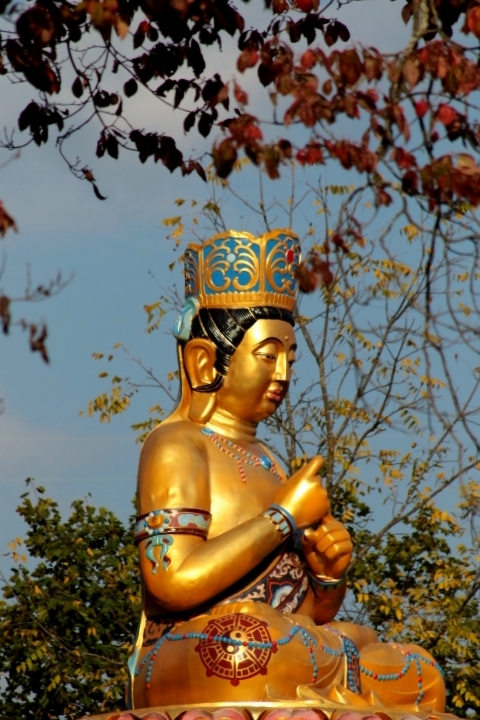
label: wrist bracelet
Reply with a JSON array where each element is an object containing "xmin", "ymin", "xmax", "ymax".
[
  {"xmin": 308, "ymin": 571, "xmax": 346, "ymax": 592},
  {"xmin": 263, "ymin": 504, "xmax": 297, "ymax": 540}
]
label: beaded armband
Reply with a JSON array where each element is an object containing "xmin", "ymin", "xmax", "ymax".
[
  {"xmin": 308, "ymin": 571, "xmax": 346, "ymax": 593},
  {"xmin": 134, "ymin": 508, "xmax": 212, "ymax": 545},
  {"xmin": 263, "ymin": 504, "xmax": 297, "ymax": 540}
]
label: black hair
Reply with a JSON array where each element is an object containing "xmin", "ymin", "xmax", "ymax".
[{"xmin": 189, "ymin": 306, "xmax": 295, "ymax": 392}]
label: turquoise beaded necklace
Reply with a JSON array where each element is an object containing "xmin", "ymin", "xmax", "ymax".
[{"xmin": 201, "ymin": 427, "xmax": 280, "ymax": 482}]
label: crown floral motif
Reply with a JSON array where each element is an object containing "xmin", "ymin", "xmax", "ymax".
[{"xmin": 173, "ymin": 228, "xmax": 301, "ymax": 341}]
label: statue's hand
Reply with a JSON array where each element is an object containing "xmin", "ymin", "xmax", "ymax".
[
  {"xmin": 273, "ymin": 455, "xmax": 330, "ymax": 529},
  {"xmin": 302, "ymin": 516, "xmax": 353, "ymax": 578}
]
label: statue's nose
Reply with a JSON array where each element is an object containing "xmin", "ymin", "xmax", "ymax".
[{"xmin": 273, "ymin": 353, "xmax": 290, "ymax": 382}]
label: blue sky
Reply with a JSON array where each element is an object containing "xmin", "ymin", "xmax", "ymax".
[{"xmin": 0, "ymin": 0, "xmax": 410, "ymax": 557}]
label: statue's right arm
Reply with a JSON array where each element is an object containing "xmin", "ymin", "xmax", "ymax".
[
  {"xmin": 136, "ymin": 424, "xmax": 282, "ymax": 612},
  {"xmin": 137, "ymin": 426, "xmax": 328, "ymax": 612}
]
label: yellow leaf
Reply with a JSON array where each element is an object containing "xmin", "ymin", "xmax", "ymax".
[
  {"xmin": 114, "ymin": 18, "xmax": 129, "ymax": 38},
  {"xmin": 162, "ymin": 215, "xmax": 182, "ymax": 227}
]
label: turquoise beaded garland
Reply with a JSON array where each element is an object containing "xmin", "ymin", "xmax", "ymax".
[
  {"xmin": 201, "ymin": 427, "xmax": 280, "ymax": 482},
  {"xmin": 359, "ymin": 648, "xmax": 444, "ymax": 704},
  {"xmin": 135, "ymin": 625, "xmax": 444, "ymax": 700}
]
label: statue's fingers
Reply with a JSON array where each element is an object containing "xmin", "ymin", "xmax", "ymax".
[
  {"xmin": 315, "ymin": 532, "xmax": 352, "ymax": 555},
  {"xmin": 302, "ymin": 455, "xmax": 324, "ymax": 478},
  {"xmin": 317, "ymin": 539, "xmax": 354, "ymax": 560},
  {"xmin": 302, "ymin": 527, "xmax": 319, "ymax": 553},
  {"xmin": 321, "ymin": 518, "xmax": 347, "ymax": 531}
]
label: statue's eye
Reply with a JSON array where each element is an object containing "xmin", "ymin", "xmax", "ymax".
[{"xmin": 256, "ymin": 352, "xmax": 277, "ymax": 361}]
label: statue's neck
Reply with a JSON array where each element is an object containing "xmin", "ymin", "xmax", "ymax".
[{"xmin": 205, "ymin": 409, "xmax": 258, "ymax": 443}]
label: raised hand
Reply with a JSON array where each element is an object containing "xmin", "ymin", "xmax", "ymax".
[
  {"xmin": 273, "ymin": 455, "xmax": 330, "ymax": 529},
  {"xmin": 302, "ymin": 515, "xmax": 353, "ymax": 578}
]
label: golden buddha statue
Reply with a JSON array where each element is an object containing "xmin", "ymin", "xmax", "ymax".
[{"xmin": 126, "ymin": 229, "xmax": 446, "ymax": 718}]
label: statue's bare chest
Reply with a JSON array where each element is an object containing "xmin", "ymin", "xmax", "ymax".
[{"xmin": 203, "ymin": 437, "xmax": 284, "ymax": 538}]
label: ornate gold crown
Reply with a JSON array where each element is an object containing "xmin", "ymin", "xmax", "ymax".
[
  {"xmin": 173, "ymin": 229, "xmax": 301, "ymax": 341},
  {"xmin": 183, "ymin": 228, "xmax": 301, "ymax": 311}
]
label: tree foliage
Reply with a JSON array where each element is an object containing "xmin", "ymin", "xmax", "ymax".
[{"xmin": 0, "ymin": 481, "xmax": 139, "ymax": 720}]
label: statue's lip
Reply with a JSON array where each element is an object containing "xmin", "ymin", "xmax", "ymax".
[{"xmin": 266, "ymin": 385, "xmax": 284, "ymax": 402}]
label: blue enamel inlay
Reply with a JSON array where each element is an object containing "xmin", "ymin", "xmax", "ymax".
[{"xmin": 259, "ymin": 456, "xmax": 272, "ymax": 470}]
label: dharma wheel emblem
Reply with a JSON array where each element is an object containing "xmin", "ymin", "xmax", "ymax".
[{"xmin": 195, "ymin": 614, "xmax": 274, "ymax": 686}]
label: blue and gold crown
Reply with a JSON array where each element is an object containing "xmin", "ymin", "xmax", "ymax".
[
  {"xmin": 185, "ymin": 228, "xmax": 300, "ymax": 309},
  {"xmin": 173, "ymin": 229, "xmax": 301, "ymax": 340}
]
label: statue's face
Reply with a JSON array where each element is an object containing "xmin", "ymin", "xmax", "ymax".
[{"xmin": 215, "ymin": 319, "xmax": 296, "ymax": 424}]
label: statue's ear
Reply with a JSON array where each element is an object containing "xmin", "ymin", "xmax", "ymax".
[
  {"xmin": 183, "ymin": 338, "xmax": 217, "ymax": 388},
  {"xmin": 183, "ymin": 338, "xmax": 218, "ymax": 424}
]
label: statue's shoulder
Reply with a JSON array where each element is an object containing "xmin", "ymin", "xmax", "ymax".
[
  {"xmin": 140, "ymin": 420, "xmax": 206, "ymax": 458},
  {"xmin": 138, "ymin": 420, "xmax": 210, "ymax": 507}
]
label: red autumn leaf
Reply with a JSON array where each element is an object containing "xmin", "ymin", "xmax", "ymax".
[
  {"xmin": 212, "ymin": 138, "xmax": 237, "ymax": 179},
  {"xmin": 323, "ymin": 79, "xmax": 333, "ymax": 95},
  {"xmin": 338, "ymin": 49, "xmax": 363, "ymax": 88},
  {"xmin": 0, "ymin": 201, "xmax": 18, "ymax": 237},
  {"xmin": 324, "ymin": 22, "xmax": 338, "ymax": 47},
  {"xmin": 272, "ymin": 0, "xmax": 289, "ymax": 12},
  {"xmin": 465, "ymin": 5, "xmax": 480, "ymax": 39},
  {"xmin": 277, "ymin": 139, "xmax": 292, "ymax": 159},
  {"xmin": 414, "ymin": 99, "xmax": 428, "ymax": 118},
  {"xmin": 237, "ymin": 48, "xmax": 259, "ymax": 73},
  {"xmin": 337, "ymin": 22, "xmax": 350, "ymax": 43},
  {"xmin": 402, "ymin": 1, "xmax": 413, "ymax": 24},
  {"xmin": 437, "ymin": 104, "xmax": 456, "ymax": 126},
  {"xmin": 263, "ymin": 148, "xmax": 280, "ymax": 180},
  {"xmin": 124, "ymin": 78, "xmax": 138, "ymax": 97},
  {"xmin": 29, "ymin": 323, "xmax": 49, "ymax": 363},
  {"xmin": 364, "ymin": 50, "xmax": 383, "ymax": 81},
  {"xmin": 0, "ymin": 295, "xmax": 11, "ymax": 334},
  {"xmin": 295, "ymin": 148, "xmax": 308, "ymax": 165},
  {"xmin": 386, "ymin": 103, "xmax": 410, "ymax": 142},
  {"xmin": 403, "ymin": 57, "xmax": 420, "ymax": 88},
  {"xmin": 244, "ymin": 123, "xmax": 263, "ymax": 141},
  {"xmin": 332, "ymin": 233, "xmax": 350, "ymax": 253},
  {"xmin": 344, "ymin": 94, "xmax": 359, "ymax": 119},
  {"xmin": 418, "ymin": 46, "xmax": 428, "ymax": 66},
  {"xmin": 300, "ymin": 50, "xmax": 316, "ymax": 70},
  {"xmin": 387, "ymin": 61, "xmax": 402, "ymax": 83},
  {"xmin": 133, "ymin": 24, "xmax": 146, "ymax": 49},
  {"xmin": 376, "ymin": 188, "xmax": 393, "ymax": 206},
  {"xmin": 402, "ymin": 170, "xmax": 418, "ymax": 195},
  {"xmin": 393, "ymin": 147, "xmax": 417, "ymax": 170},
  {"xmin": 233, "ymin": 82, "xmax": 248, "ymax": 105},
  {"xmin": 295, "ymin": 262, "xmax": 319, "ymax": 293},
  {"xmin": 296, "ymin": 0, "xmax": 318, "ymax": 12},
  {"xmin": 315, "ymin": 259, "xmax": 334, "ymax": 286},
  {"xmin": 296, "ymin": 143, "xmax": 323, "ymax": 165}
]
